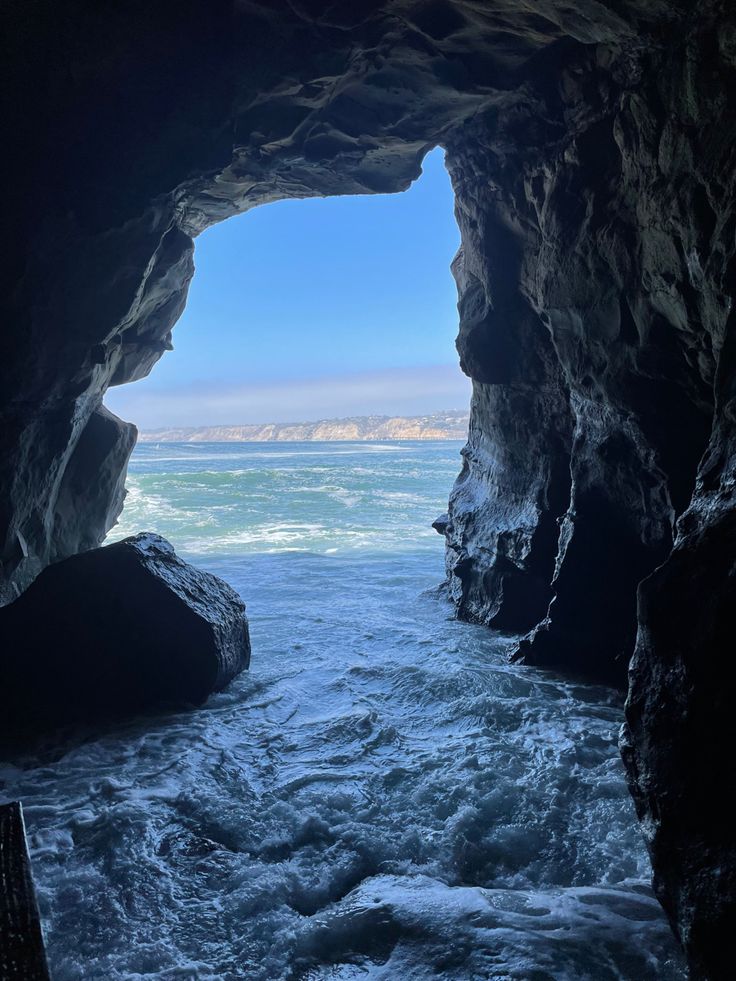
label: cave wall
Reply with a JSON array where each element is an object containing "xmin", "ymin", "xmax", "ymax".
[
  {"xmin": 442, "ymin": 21, "xmax": 729, "ymax": 687},
  {"xmin": 2, "ymin": 1, "xmax": 735, "ymax": 975}
]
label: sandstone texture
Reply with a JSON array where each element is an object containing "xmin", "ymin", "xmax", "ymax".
[
  {"xmin": 138, "ymin": 411, "xmax": 470, "ymax": 443},
  {"xmin": 2, "ymin": 1, "xmax": 735, "ymax": 974},
  {"xmin": 0, "ymin": 533, "xmax": 250, "ymax": 734}
]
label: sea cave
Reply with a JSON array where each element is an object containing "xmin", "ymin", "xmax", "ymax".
[{"xmin": 1, "ymin": 2, "xmax": 735, "ymax": 978}]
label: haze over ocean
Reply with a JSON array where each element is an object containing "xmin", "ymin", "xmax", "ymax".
[{"xmin": 105, "ymin": 148, "xmax": 470, "ymax": 430}]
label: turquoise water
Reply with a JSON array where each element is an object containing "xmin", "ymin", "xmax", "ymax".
[{"xmin": 0, "ymin": 441, "xmax": 684, "ymax": 979}]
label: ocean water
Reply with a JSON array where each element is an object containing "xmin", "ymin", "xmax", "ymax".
[{"xmin": 0, "ymin": 441, "xmax": 685, "ymax": 980}]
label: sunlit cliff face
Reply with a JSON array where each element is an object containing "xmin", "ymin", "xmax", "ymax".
[{"xmin": 3, "ymin": 2, "xmax": 736, "ymax": 976}]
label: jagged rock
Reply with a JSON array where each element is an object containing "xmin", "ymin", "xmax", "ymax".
[
  {"xmin": 0, "ymin": 533, "xmax": 250, "ymax": 734},
  {"xmin": 440, "ymin": 30, "xmax": 725, "ymax": 685},
  {"xmin": 51, "ymin": 405, "xmax": 138, "ymax": 564},
  {"xmin": 431, "ymin": 513, "xmax": 450, "ymax": 536}
]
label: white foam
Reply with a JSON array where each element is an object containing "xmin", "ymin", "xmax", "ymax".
[{"xmin": 12, "ymin": 442, "xmax": 684, "ymax": 980}]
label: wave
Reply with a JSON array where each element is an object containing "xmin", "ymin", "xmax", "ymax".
[{"xmin": 20, "ymin": 441, "xmax": 685, "ymax": 979}]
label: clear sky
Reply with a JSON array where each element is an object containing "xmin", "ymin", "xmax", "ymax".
[{"xmin": 105, "ymin": 148, "xmax": 470, "ymax": 428}]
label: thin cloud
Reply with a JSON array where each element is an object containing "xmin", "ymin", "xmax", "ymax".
[{"xmin": 105, "ymin": 364, "xmax": 471, "ymax": 429}]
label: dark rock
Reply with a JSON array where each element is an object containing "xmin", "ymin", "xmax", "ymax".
[
  {"xmin": 622, "ymin": 367, "xmax": 736, "ymax": 977},
  {"xmin": 431, "ymin": 513, "xmax": 450, "ymax": 535},
  {"xmin": 439, "ymin": 27, "xmax": 724, "ymax": 685},
  {"xmin": 51, "ymin": 405, "xmax": 137, "ymax": 564},
  {"xmin": 0, "ymin": 533, "xmax": 250, "ymax": 734}
]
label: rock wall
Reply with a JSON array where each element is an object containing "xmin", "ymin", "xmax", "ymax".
[
  {"xmin": 2, "ymin": 1, "xmax": 735, "ymax": 974},
  {"xmin": 442, "ymin": 23, "xmax": 728, "ymax": 688}
]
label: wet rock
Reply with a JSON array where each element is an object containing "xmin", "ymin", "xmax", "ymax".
[
  {"xmin": 439, "ymin": 24, "xmax": 726, "ymax": 685},
  {"xmin": 622, "ymin": 467, "xmax": 736, "ymax": 978},
  {"xmin": 0, "ymin": 533, "xmax": 250, "ymax": 734},
  {"xmin": 432, "ymin": 513, "xmax": 450, "ymax": 535}
]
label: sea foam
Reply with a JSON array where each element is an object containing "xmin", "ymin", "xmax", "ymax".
[{"xmin": 1, "ymin": 441, "xmax": 685, "ymax": 980}]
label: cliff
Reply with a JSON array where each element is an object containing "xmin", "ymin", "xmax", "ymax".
[{"xmin": 138, "ymin": 412, "xmax": 469, "ymax": 443}]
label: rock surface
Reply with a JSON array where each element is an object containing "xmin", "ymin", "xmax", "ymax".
[
  {"xmin": 621, "ymin": 489, "xmax": 736, "ymax": 981},
  {"xmin": 441, "ymin": 28, "xmax": 727, "ymax": 687},
  {"xmin": 51, "ymin": 406, "xmax": 138, "ymax": 565},
  {"xmin": 0, "ymin": 533, "xmax": 250, "ymax": 734},
  {"xmin": 2, "ymin": 0, "xmax": 736, "ymax": 973}
]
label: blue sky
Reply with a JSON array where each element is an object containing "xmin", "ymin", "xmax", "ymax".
[{"xmin": 105, "ymin": 148, "xmax": 470, "ymax": 428}]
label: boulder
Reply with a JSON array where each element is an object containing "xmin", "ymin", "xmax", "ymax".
[{"xmin": 0, "ymin": 533, "xmax": 250, "ymax": 734}]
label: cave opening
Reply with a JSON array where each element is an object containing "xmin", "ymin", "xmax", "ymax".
[
  {"xmin": 104, "ymin": 146, "xmax": 470, "ymax": 583},
  {"xmin": 3, "ymin": 151, "xmax": 687, "ymax": 979}
]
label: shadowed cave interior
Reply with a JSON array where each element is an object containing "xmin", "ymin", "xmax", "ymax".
[{"xmin": 2, "ymin": 1, "xmax": 736, "ymax": 978}]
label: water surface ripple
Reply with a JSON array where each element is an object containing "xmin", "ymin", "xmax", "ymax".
[{"xmin": 0, "ymin": 442, "xmax": 685, "ymax": 979}]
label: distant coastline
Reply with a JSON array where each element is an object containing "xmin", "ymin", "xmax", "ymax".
[{"xmin": 138, "ymin": 411, "xmax": 469, "ymax": 443}]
